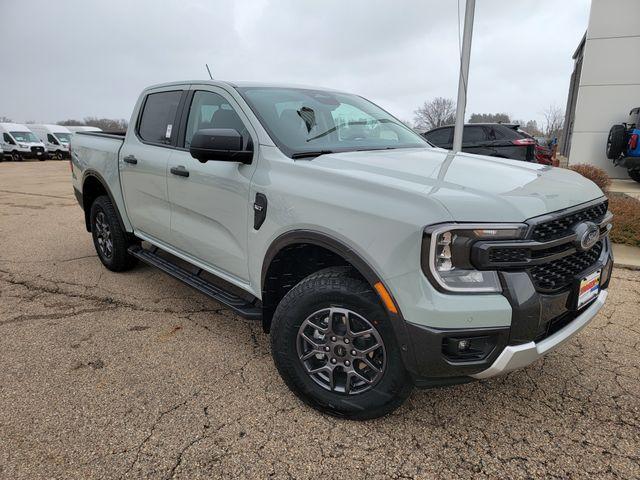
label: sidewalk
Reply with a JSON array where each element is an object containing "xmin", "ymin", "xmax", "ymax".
[
  {"xmin": 610, "ymin": 179, "xmax": 640, "ymax": 200},
  {"xmin": 613, "ymin": 243, "xmax": 640, "ymax": 270}
]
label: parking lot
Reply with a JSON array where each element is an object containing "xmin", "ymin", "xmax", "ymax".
[{"xmin": 0, "ymin": 160, "xmax": 638, "ymax": 479}]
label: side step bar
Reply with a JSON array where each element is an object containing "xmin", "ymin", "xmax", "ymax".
[{"xmin": 128, "ymin": 245, "xmax": 262, "ymax": 320}]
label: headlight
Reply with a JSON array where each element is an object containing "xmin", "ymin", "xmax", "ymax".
[
  {"xmin": 19, "ymin": 143, "xmax": 27, "ymax": 148},
  {"xmin": 422, "ymin": 223, "xmax": 527, "ymax": 293}
]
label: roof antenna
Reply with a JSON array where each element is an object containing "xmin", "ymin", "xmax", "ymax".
[{"xmin": 205, "ymin": 64, "xmax": 213, "ymax": 80}]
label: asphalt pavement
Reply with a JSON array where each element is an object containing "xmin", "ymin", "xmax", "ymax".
[{"xmin": 0, "ymin": 161, "xmax": 638, "ymax": 479}]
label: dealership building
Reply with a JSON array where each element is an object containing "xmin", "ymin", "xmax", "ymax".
[{"xmin": 561, "ymin": 0, "xmax": 640, "ymax": 178}]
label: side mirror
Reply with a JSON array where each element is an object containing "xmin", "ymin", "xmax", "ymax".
[{"xmin": 189, "ymin": 128, "xmax": 253, "ymax": 164}]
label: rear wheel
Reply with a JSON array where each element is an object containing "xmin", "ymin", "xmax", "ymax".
[
  {"xmin": 90, "ymin": 195, "xmax": 137, "ymax": 271},
  {"xmin": 628, "ymin": 168, "xmax": 640, "ymax": 183},
  {"xmin": 270, "ymin": 267, "xmax": 412, "ymax": 420},
  {"xmin": 606, "ymin": 124, "xmax": 626, "ymax": 160}
]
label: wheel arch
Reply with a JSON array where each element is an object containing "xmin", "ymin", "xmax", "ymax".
[
  {"xmin": 81, "ymin": 170, "xmax": 126, "ymax": 233},
  {"xmin": 260, "ymin": 230, "xmax": 402, "ymax": 332}
]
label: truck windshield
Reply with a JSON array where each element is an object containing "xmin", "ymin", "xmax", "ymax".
[
  {"xmin": 10, "ymin": 131, "xmax": 39, "ymax": 143},
  {"xmin": 55, "ymin": 133, "xmax": 72, "ymax": 143},
  {"xmin": 236, "ymin": 87, "xmax": 428, "ymax": 158}
]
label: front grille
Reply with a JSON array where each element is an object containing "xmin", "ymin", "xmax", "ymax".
[
  {"xmin": 31, "ymin": 146, "xmax": 44, "ymax": 153},
  {"xmin": 531, "ymin": 201, "xmax": 608, "ymax": 242},
  {"xmin": 528, "ymin": 241, "xmax": 603, "ymax": 292},
  {"xmin": 488, "ymin": 248, "xmax": 529, "ymax": 263}
]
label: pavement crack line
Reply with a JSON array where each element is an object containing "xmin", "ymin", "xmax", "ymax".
[
  {"xmin": 119, "ymin": 389, "xmax": 203, "ymax": 480},
  {"xmin": 0, "ymin": 189, "xmax": 71, "ymax": 200},
  {"xmin": 0, "ymin": 306, "xmax": 115, "ymax": 327}
]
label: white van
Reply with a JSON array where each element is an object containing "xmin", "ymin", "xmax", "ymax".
[
  {"xmin": 0, "ymin": 123, "xmax": 46, "ymax": 161},
  {"xmin": 66, "ymin": 126, "xmax": 102, "ymax": 133},
  {"xmin": 30, "ymin": 124, "xmax": 73, "ymax": 159}
]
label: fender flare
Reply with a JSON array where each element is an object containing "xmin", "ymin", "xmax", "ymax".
[
  {"xmin": 81, "ymin": 170, "xmax": 127, "ymax": 233},
  {"xmin": 261, "ymin": 230, "xmax": 386, "ymax": 295}
]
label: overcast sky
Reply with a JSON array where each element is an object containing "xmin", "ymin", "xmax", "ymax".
[{"xmin": 1, "ymin": 0, "xmax": 590, "ymax": 127}]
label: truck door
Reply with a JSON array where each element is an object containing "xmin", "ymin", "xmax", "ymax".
[
  {"xmin": 120, "ymin": 88, "xmax": 185, "ymax": 243},
  {"xmin": 166, "ymin": 87, "xmax": 257, "ymax": 283}
]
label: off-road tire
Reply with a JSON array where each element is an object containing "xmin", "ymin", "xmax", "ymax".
[
  {"xmin": 628, "ymin": 168, "xmax": 640, "ymax": 183},
  {"xmin": 270, "ymin": 267, "xmax": 412, "ymax": 420},
  {"xmin": 606, "ymin": 124, "xmax": 626, "ymax": 160},
  {"xmin": 90, "ymin": 195, "xmax": 137, "ymax": 272}
]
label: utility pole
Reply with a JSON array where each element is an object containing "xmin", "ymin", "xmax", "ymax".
[{"xmin": 452, "ymin": 0, "xmax": 476, "ymax": 153}]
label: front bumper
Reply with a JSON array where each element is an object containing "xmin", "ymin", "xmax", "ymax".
[
  {"xmin": 472, "ymin": 289, "xmax": 607, "ymax": 379},
  {"xmin": 403, "ymin": 237, "xmax": 613, "ymax": 387}
]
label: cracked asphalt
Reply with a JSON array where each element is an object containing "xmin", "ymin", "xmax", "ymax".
[{"xmin": 0, "ymin": 160, "xmax": 639, "ymax": 479}]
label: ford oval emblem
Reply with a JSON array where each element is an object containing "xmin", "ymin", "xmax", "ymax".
[{"xmin": 574, "ymin": 222, "xmax": 599, "ymax": 251}]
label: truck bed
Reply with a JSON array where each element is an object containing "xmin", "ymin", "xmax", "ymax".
[
  {"xmin": 76, "ymin": 130, "xmax": 126, "ymax": 139},
  {"xmin": 71, "ymin": 129, "xmax": 129, "ymax": 230}
]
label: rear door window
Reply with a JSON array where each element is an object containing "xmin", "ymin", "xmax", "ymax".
[
  {"xmin": 138, "ymin": 90, "xmax": 183, "ymax": 145},
  {"xmin": 425, "ymin": 128, "xmax": 452, "ymax": 146},
  {"xmin": 462, "ymin": 126, "xmax": 487, "ymax": 143}
]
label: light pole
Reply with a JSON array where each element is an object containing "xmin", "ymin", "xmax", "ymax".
[{"xmin": 452, "ymin": 0, "xmax": 476, "ymax": 153}]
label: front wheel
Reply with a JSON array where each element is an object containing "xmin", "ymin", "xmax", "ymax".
[
  {"xmin": 11, "ymin": 152, "xmax": 22, "ymax": 162},
  {"xmin": 629, "ymin": 168, "xmax": 640, "ymax": 183},
  {"xmin": 90, "ymin": 195, "xmax": 137, "ymax": 271},
  {"xmin": 270, "ymin": 267, "xmax": 412, "ymax": 420}
]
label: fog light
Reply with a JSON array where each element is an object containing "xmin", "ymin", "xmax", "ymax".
[{"xmin": 443, "ymin": 335, "xmax": 498, "ymax": 362}]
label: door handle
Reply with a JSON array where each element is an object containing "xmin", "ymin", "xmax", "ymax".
[
  {"xmin": 170, "ymin": 166, "xmax": 190, "ymax": 177},
  {"xmin": 123, "ymin": 155, "xmax": 138, "ymax": 165}
]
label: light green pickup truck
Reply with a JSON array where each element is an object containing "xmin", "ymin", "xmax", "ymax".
[{"xmin": 70, "ymin": 81, "xmax": 613, "ymax": 419}]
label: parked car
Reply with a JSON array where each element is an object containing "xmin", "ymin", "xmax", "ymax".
[
  {"xmin": 606, "ymin": 107, "xmax": 640, "ymax": 183},
  {"xmin": 519, "ymin": 132, "xmax": 555, "ymax": 166},
  {"xmin": 0, "ymin": 123, "xmax": 46, "ymax": 161},
  {"xmin": 423, "ymin": 123, "xmax": 536, "ymax": 162},
  {"xmin": 71, "ymin": 81, "xmax": 613, "ymax": 419},
  {"xmin": 30, "ymin": 124, "xmax": 73, "ymax": 159}
]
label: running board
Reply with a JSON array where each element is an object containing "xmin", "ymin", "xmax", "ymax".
[{"xmin": 128, "ymin": 245, "xmax": 262, "ymax": 320}]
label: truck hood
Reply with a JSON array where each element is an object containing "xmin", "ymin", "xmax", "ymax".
[{"xmin": 309, "ymin": 147, "xmax": 604, "ymax": 222}]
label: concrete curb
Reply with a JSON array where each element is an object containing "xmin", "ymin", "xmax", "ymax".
[
  {"xmin": 613, "ymin": 262, "xmax": 640, "ymax": 271},
  {"xmin": 612, "ymin": 243, "xmax": 640, "ymax": 271}
]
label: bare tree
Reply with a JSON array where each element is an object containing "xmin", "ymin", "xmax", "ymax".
[
  {"xmin": 414, "ymin": 97, "xmax": 456, "ymax": 131},
  {"xmin": 468, "ymin": 113, "xmax": 511, "ymax": 124},
  {"xmin": 512, "ymin": 119, "xmax": 544, "ymax": 137},
  {"xmin": 543, "ymin": 105, "xmax": 564, "ymax": 139},
  {"xmin": 57, "ymin": 119, "xmax": 85, "ymax": 126},
  {"xmin": 83, "ymin": 117, "xmax": 128, "ymax": 131},
  {"xmin": 57, "ymin": 117, "xmax": 128, "ymax": 131}
]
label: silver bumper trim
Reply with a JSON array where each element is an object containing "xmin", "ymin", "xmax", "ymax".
[{"xmin": 471, "ymin": 289, "xmax": 608, "ymax": 379}]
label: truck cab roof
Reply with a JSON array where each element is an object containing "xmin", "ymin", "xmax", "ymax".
[{"xmin": 144, "ymin": 80, "xmax": 345, "ymax": 94}]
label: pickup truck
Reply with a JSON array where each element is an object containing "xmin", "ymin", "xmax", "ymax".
[{"xmin": 71, "ymin": 81, "xmax": 613, "ymax": 419}]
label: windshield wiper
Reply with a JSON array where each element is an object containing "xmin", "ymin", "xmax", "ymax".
[{"xmin": 291, "ymin": 150, "xmax": 334, "ymax": 159}]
